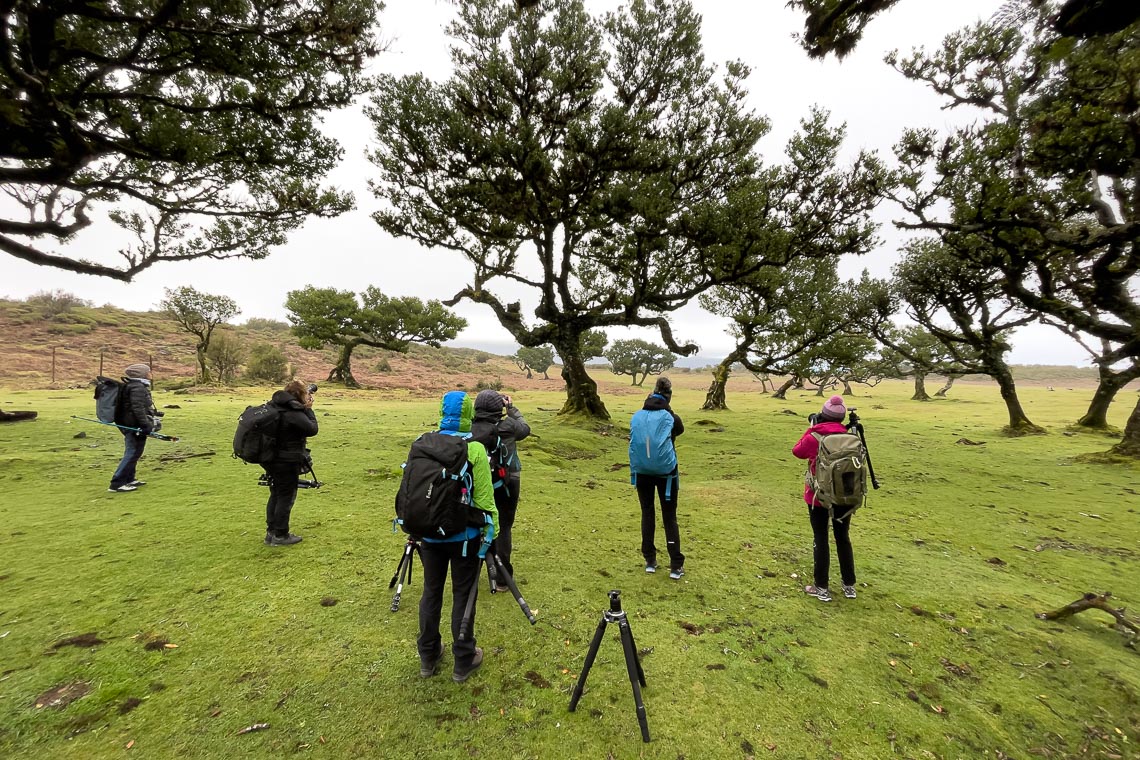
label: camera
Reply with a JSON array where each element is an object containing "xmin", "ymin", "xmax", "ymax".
[{"xmin": 307, "ymin": 383, "xmax": 318, "ymax": 394}]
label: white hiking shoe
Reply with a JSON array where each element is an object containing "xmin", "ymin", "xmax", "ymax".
[{"xmin": 804, "ymin": 585, "xmax": 832, "ymax": 602}]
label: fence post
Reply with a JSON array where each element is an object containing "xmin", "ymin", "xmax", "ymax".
[
  {"xmin": 51, "ymin": 347, "xmax": 56, "ymax": 383},
  {"xmin": 99, "ymin": 348, "xmax": 104, "ymax": 378}
]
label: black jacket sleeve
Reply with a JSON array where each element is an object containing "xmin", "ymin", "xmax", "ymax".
[
  {"xmin": 125, "ymin": 382, "xmax": 155, "ymax": 431},
  {"xmin": 669, "ymin": 409, "xmax": 684, "ymax": 439}
]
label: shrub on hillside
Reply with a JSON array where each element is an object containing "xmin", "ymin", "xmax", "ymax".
[
  {"xmin": 245, "ymin": 343, "xmax": 290, "ymax": 383},
  {"xmin": 25, "ymin": 290, "xmax": 92, "ymax": 317},
  {"xmin": 244, "ymin": 317, "xmax": 291, "ymax": 333},
  {"xmin": 474, "ymin": 378, "xmax": 503, "ymax": 392},
  {"xmin": 206, "ymin": 330, "xmax": 246, "ymax": 384},
  {"xmin": 374, "ymin": 357, "xmax": 392, "ymax": 373}
]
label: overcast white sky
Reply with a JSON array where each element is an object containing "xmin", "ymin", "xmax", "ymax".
[{"xmin": 0, "ymin": 0, "xmax": 1090, "ymax": 366}]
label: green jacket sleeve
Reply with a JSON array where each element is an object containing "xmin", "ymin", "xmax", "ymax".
[{"xmin": 466, "ymin": 440, "xmax": 499, "ymax": 536}]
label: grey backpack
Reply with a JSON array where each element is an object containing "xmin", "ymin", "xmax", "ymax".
[{"xmin": 806, "ymin": 431, "xmax": 868, "ymax": 520}]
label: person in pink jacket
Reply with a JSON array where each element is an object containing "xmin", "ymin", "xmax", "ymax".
[{"xmin": 792, "ymin": 395, "xmax": 857, "ymax": 603}]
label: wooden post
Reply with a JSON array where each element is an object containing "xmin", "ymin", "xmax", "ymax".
[
  {"xmin": 99, "ymin": 348, "xmax": 104, "ymax": 377},
  {"xmin": 51, "ymin": 347, "xmax": 56, "ymax": 383}
]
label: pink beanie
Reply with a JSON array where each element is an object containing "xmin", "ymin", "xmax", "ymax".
[{"xmin": 819, "ymin": 395, "xmax": 846, "ymax": 421}]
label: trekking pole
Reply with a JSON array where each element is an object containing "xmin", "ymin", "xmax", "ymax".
[{"xmin": 70, "ymin": 416, "xmax": 180, "ymax": 442}]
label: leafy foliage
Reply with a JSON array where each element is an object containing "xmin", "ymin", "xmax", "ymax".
[
  {"xmin": 285, "ymin": 286, "xmax": 466, "ymax": 388},
  {"xmin": 605, "ymin": 338, "xmax": 675, "ymax": 386},
  {"xmin": 205, "ymin": 330, "xmax": 245, "ymax": 385},
  {"xmin": 159, "ymin": 286, "xmax": 240, "ymax": 384},
  {"xmin": 368, "ymin": 0, "xmax": 777, "ymax": 418},
  {"xmin": 24, "ymin": 290, "xmax": 91, "ymax": 318},
  {"xmin": 0, "ymin": 0, "xmax": 381, "ymax": 279},
  {"xmin": 513, "ymin": 345, "xmax": 555, "ymax": 379},
  {"xmin": 244, "ymin": 343, "xmax": 291, "ymax": 384}
]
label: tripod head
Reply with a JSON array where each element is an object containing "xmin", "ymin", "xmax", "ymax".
[{"xmin": 608, "ymin": 590, "xmax": 623, "ymax": 613}]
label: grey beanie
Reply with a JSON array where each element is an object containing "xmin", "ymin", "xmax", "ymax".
[
  {"xmin": 124, "ymin": 363, "xmax": 151, "ymax": 378},
  {"xmin": 474, "ymin": 389, "xmax": 505, "ymax": 413}
]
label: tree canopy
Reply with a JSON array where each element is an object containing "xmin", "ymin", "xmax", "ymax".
[
  {"xmin": 605, "ymin": 339, "xmax": 676, "ymax": 386},
  {"xmin": 159, "ymin": 286, "xmax": 240, "ymax": 383},
  {"xmin": 285, "ymin": 286, "xmax": 466, "ymax": 388},
  {"xmin": 1, "ymin": 0, "xmax": 381, "ymax": 280},
  {"xmin": 887, "ymin": 8, "xmax": 1140, "ymax": 451},
  {"xmin": 789, "ymin": 0, "xmax": 1140, "ymax": 59},
  {"xmin": 368, "ymin": 0, "xmax": 885, "ymax": 419},
  {"xmin": 513, "ymin": 346, "xmax": 555, "ymax": 379}
]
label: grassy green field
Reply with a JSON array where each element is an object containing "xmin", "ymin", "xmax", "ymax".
[{"xmin": 1, "ymin": 380, "xmax": 1137, "ymax": 759}]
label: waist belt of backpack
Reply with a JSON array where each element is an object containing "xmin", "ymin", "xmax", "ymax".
[{"xmin": 630, "ymin": 471, "xmax": 677, "ymax": 500}]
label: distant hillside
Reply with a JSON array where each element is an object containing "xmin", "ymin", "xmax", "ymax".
[
  {"xmin": 0, "ymin": 298, "xmax": 551, "ymax": 394},
  {"xmin": 0, "ymin": 298, "xmax": 1122, "ymax": 391}
]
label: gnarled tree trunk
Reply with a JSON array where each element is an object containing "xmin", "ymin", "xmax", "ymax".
[
  {"xmin": 1078, "ymin": 363, "xmax": 1140, "ymax": 429},
  {"xmin": 841, "ymin": 378, "xmax": 853, "ymax": 395},
  {"xmin": 1110, "ymin": 397, "xmax": 1140, "ymax": 457},
  {"xmin": 703, "ymin": 349, "xmax": 744, "ymax": 410},
  {"xmin": 993, "ymin": 363, "xmax": 1042, "ymax": 434},
  {"xmin": 772, "ymin": 376, "xmax": 798, "ymax": 400},
  {"xmin": 912, "ymin": 372, "xmax": 931, "ymax": 401},
  {"xmin": 327, "ymin": 342, "xmax": 360, "ymax": 388},
  {"xmin": 557, "ymin": 342, "xmax": 609, "ymax": 419},
  {"xmin": 935, "ymin": 374, "xmax": 957, "ymax": 397},
  {"xmin": 195, "ymin": 341, "xmax": 211, "ymax": 384}
]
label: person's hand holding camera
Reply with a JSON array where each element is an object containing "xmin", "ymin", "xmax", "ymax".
[{"xmin": 500, "ymin": 394, "xmax": 512, "ymax": 408}]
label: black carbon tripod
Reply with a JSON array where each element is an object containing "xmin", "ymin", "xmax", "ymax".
[
  {"xmin": 388, "ymin": 537, "xmax": 421, "ymax": 612},
  {"xmin": 458, "ymin": 551, "xmax": 537, "ymax": 641},
  {"xmin": 568, "ymin": 590, "xmax": 650, "ymax": 743}
]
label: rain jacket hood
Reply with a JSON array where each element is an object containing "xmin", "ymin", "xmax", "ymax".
[{"xmin": 439, "ymin": 390, "xmax": 474, "ymax": 434}]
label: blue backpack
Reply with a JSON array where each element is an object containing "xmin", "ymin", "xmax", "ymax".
[{"xmin": 629, "ymin": 407, "xmax": 678, "ymax": 496}]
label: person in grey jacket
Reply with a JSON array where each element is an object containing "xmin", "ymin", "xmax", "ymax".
[
  {"xmin": 108, "ymin": 363, "xmax": 160, "ymax": 492},
  {"xmin": 471, "ymin": 389, "xmax": 531, "ymax": 580}
]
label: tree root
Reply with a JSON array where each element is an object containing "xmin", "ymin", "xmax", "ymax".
[{"xmin": 1037, "ymin": 592, "xmax": 1139, "ymax": 648}]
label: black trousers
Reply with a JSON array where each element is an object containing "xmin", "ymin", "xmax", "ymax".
[
  {"xmin": 636, "ymin": 472, "xmax": 684, "ymax": 570},
  {"xmin": 262, "ymin": 461, "xmax": 301, "ymax": 536},
  {"xmin": 490, "ymin": 477, "xmax": 521, "ymax": 577},
  {"xmin": 418, "ymin": 538, "xmax": 481, "ymax": 670},
  {"xmin": 808, "ymin": 505, "xmax": 856, "ymax": 589}
]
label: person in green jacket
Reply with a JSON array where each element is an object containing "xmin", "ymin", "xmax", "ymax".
[{"xmin": 418, "ymin": 391, "xmax": 498, "ymax": 683}]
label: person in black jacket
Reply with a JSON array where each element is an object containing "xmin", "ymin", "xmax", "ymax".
[
  {"xmin": 109, "ymin": 363, "xmax": 161, "ymax": 493},
  {"xmin": 471, "ymin": 389, "xmax": 531, "ymax": 583},
  {"xmin": 634, "ymin": 377, "xmax": 685, "ymax": 579},
  {"xmin": 263, "ymin": 380, "xmax": 319, "ymax": 546}
]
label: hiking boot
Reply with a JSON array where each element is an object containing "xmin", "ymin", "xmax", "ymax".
[
  {"xmin": 453, "ymin": 647, "xmax": 483, "ymax": 683},
  {"xmin": 268, "ymin": 533, "xmax": 303, "ymax": 546},
  {"xmin": 420, "ymin": 643, "xmax": 444, "ymax": 678},
  {"xmin": 644, "ymin": 563, "xmax": 657, "ymax": 574},
  {"xmin": 128, "ymin": 480, "xmax": 147, "ymax": 487},
  {"xmin": 107, "ymin": 484, "xmax": 137, "ymax": 492},
  {"xmin": 669, "ymin": 567, "xmax": 685, "ymax": 580},
  {"xmin": 804, "ymin": 585, "xmax": 832, "ymax": 602},
  {"xmin": 842, "ymin": 584, "xmax": 857, "ymax": 599},
  {"xmin": 264, "ymin": 532, "xmax": 273, "ymax": 545}
]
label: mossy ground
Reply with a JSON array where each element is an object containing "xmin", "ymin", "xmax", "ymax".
[{"xmin": 0, "ymin": 380, "xmax": 1137, "ymax": 758}]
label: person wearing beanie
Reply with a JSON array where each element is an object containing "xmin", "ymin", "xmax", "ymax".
[
  {"xmin": 629, "ymin": 376, "xmax": 685, "ymax": 580},
  {"xmin": 108, "ymin": 363, "xmax": 159, "ymax": 492},
  {"xmin": 416, "ymin": 391, "xmax": 498, "ymax": 683},
  {"xmin": 470, "ymin": 389, "xmax": 531, "ymax": 585},
  {"xmin": 792, "ymin": 395, "xmax": 857, "ymax": 603}
]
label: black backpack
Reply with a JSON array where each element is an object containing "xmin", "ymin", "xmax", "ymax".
[
  {"xmin": 470, "ymin": 422, "xmax": 510, "ymax": 491},
  {"xmin": 394, "ymin": 432, "xmax": 483, "ymax": 538},
  {"xmin": 94, "ymin": 376, "xmax": 125, "ymax": 423},
  {"xmin": 233, "ymin": 403, "xmax": 283, "ymax": 464}
]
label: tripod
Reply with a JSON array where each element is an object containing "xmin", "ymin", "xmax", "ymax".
[
  {"xmin": 458, "ymin": 551, "xmax": 536, "ymax": 641},
  {"xmin": 568, "ymin": 590, "xmax": 650, "ymax": 743},
  {"xmin": 388, "ymin": 538, "xmax": 421, "ymax": 612}
]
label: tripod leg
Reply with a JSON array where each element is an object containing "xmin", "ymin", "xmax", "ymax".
[
  {"xmin": 492, "ymin": 553, "xmax": 536, "ymax": 624},
  {"xmin": 618, "ymin": 618, "xmax": 651, "ymax": 742},
  {"xmin": 458, "ymin": 573, "xmax": 479, "ymax": 642},
  {"xmin": 623, "ymin": 620, "xmax": 646, "ymax": 686},
  {"xmin": 568, "ymin": 616, "xmax": 608, "ymax": 712},
  {"xmin": 486, "ymin": 554, "xmax": 499, "ymax": 594},
  {"xmin": 389, "ymin": 543, "xmax": 412, "ymax": 590}
]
